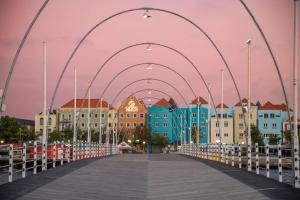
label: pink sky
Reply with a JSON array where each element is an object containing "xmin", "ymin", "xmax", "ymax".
[{"xmin": 0, "ymin": 0, "xmax": 299, "ymax": 119}]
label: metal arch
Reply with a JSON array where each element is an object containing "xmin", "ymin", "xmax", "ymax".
[
  {"xmin": 95, "ymin": 62, "xmax": 197, "ymax": 107},
  {"xmin": 239, "ymin": 0, "xmax": 291, "ymax": 125},
  {"xmin": 48, "ymin": 7, "xmax": 244, "ymax": 129},
  {"xmin": 0, "ymin": 0, "xmax": 49, "ymax": 116}
]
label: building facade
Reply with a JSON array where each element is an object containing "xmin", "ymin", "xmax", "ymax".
[
  {"xmin": 117, "ymin": 95, "xmax": 147, "ymax": 134},
  {"xmin": 257, "ymin": 101, "xmax": 289, "ymax": 144},
  {"xmin": 34, "ymin": 110, "xmax": 58, "ymax": 134},
  {"xmin": 210, "ymin": 103, "xmax": 234, "ymax": 144},
  {"xmin": 233, "ymin": 98, "xmax": 257, "ymax": 144}
]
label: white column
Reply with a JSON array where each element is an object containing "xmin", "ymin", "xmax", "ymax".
[
  {"xmin": 106, "ymin": 103, "xmax": 110, "ymax": 144},
  {"xmin": 221, "ymin": 70, "xmax": 224, "ymax": 145},
  {"xmin": 197, "ymin": 98, "xmax": 200, "ymax": 144},
  {"xmin": 189, "ymin": 109, "xmax": 192, "ymax": 144},
  {"xmin": 293, "ymin": 0, "xmax": 299, "ymax": 189},
  {"xmin": 99, "ymin": 98, "xmax": 102, "ymax": 144},
  {"xmin": 208, "ymin": 83, "xmax": 211, "ymax": 144},
  {"xmin": 247, "ymin": 39, "xmax": 252, "ymax": 172},
  {"xmin": 42, "ymin": 41, "xmax": 47, "ymax": 171},
  {"xmin": 87, "ymin": 87, "xmax": 91, "ymax": 144},
  {"xmin": 73, "ymin": 66, "xmax": 77, "ymax": 161}
]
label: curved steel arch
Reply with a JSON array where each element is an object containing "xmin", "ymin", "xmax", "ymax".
[
  {"xmin": 48, "ymin": 7, "xmax": 244, "ymax": 127},
  {"xmin": 95, "ymin": 62, "xmax": 197, "ymax": 108}
]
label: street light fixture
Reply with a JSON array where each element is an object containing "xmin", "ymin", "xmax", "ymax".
[
  {"xmin": 146, "ymin": 64, "xmax": 152, "ymax": 70},
  {"xmin": 143, "ymin": 10, "xmax": 151, "ymax": 19},
  {"xmin": 146, "ymin": 44, "xmax": 152, "ymax": 51}
]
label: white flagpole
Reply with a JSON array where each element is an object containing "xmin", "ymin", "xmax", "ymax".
[
  {"xmin": 99, "ymin": 98, "xmax": 102, "ymax": 144},
  {"xmin": 106, "ymin": 103, "xmax": 110, "ymax": 144},
  {"xmin": 208, "ymin": 83, "xmax": 211, "ymax": 144},
  {"xmin": 87, "ymin": 87, "xmax": 91, "ymax": 157},
  {"xmin": 221, "ymin": 70, "xmax": 224, "ymax": 145},
  {"xmin": 197, "ymin": 97, "xmax": 200, "ymax": 144},
  {"xmin": 73, "ymin": 66, "xmax": 77, "ymax": 161},
  {"xmin": 42, "ymin": 41, "xmax": 47, "ymax": 171},
  {"xmin": 247, "ymin": 39, "xmax": 252, "ymax": 172}
]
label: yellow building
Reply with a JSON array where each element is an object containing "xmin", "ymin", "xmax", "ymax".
[
  {"xmin": 233, "ymin": 98, "xmax": 257, "ymax": 144},
  {"xmin": 34, "ymin": 110, "xmax": 58, "ymax": 134},
  {"xmin": 210, "ymin": 104, "xmax": 234, "ymax": 144}
]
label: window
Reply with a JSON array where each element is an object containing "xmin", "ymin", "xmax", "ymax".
[
  {"xmin": 264, "ymin": 113, "xmax": 268, "ymax": 119},
  {"xmin": 126, "ymin": 123, "xmax": 130, "ymax": 128},
  {"xmin": 192, "ymin": 113, "xmax": 196, "ymax": 118},
  {"xmin": 239, "ymin": 123, "xmax": 243, "ymax": 129},
  {"xmin": 140, "ymin": 123, "xmax": 144, "ymax": 127},
  {"xmin": 202, "ymin": 122, "xmax": 206, "ymax": 127},
  {"xmin": 224, "ymin": 133, "xmax": 228, "ymax": 137},
  {"xmin": 272, "ymin": 123, "xmax": 277, "ymax": 129},
  {"xmin": 163, "ymin": 122, "xmax": 168, "ymax": 127},
  {"xmin": 81, "ymin": 123, "xmax": 85, "ymax": 127},
  {"xmin": 192, "ymin": 123, "xmax": 197, "ymax": 127},
  {"xmin": 140, "ymin": 113, "xmax": 144, "ymax": 118},
  {"xmin": 250, "ymin": 113, "xmax": 253, "ymax": 119},
  {"xmin": 239, "ymin": 133, "xmax": 243, "ymax": 139},
  {"xmin": 163, "ymin": 114, "xmax": 168, "ymax": 118},
  {"xmin": 101, "ymin": 114, "xmax": 105, "ymax": 118},
  {"xmin": 155, "ymin": 122, "xmax": 159, "ymax": 127},
  {"xmin": 163, "ymin": 132, "xmax": 168, "ymax": 137},
  {"xmin": 48, "ymin": 118, "xmax": 52, "ymax": 125},
  {"xmin": 216, "ymin": 133, "xmax": 220, "ymax": 137},
  {"xmin": 224, "ymin": 121, "xmax": 228, "ymax": 127},
  {"xmin": 126, "ymin": 113, "xmax": 130, "ymax": 118},
  {"xmin": 68, "ymin": 114, "xmax": 71, "ymax": 120},
  {"xmin": 216, "ymin": 122, "xmax": 219, "ymax": 127},
  {"xmin": 108, "ymin": 113, "xmax": 112, "ymax": 118},
  {"xmin": 120, "ymin": 113, "xmax": 124, "ymax": 118},
  {"xmin": 263, "ymin": 123, "xmax": 268, "ymax": 129},
  {"xmin": 155, "ymin": 113, "xmax": 160, "ymax": 118},
  {"xmin": 120, "ymin": 123, "xmax": 124, "ymax": 127},
  {"xmin": 114, "ymin": 123, "xmax": 117, "ymax": 127},
  {"xmin": 95, "ymin": 114, "xmax": 98, "ymax": 118},
  {"xmin": 108, "ymin": 123, "xmax": 111, "ymax": 127},
  {"xmin": 133, "ymin": 113, "xmax": 137, "ymax": 118},
  {"xmin": 62, "ymin": 114, "xmax": 65, "ymax": 120},
  {"xmin": 95, "ymin": 123, "xmax": 98, "ymax": 127},
  {"xmin": 270, "ymin": 113, "xmax": 275, "ymax": 119},
  {"xmin": 239, "ymin": 114, "xmax": 243, "ymax": 119},
  {"xmin": 81, "ymin": 114, "xmax": 85, "ymax": 118},
  {"xmin": 202, "ymin": 113, "xmax": 205, "ymax": 118},
  {"xmin": 134, "ymin": 123, "xmax": 137, "ymax": 127}
]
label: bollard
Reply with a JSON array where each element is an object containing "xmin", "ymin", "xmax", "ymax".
[
  {"xmin": 67, "ymin": 140, "xmax": 71, "ymax": 163},
  {"xmin": 278, "ymin": 144, "xmax": 282, "ymax": 182},
  {"xmin": 231, "ymin": 144, "xmax": 235, "ymax": 167},
  {"xmin": 22, "ymin": 143, "xmax": 26, "ymax": 178},
  {"xmin": 8, "ymin": 144, "xmax": 13, "ymax": 183},
  {"xmin": 53, "ymin": 141, "xmax": 56, "ymax": 168},
  {"xmin": 60, "ymin": 141, "xmax": 64, "ymax": 166},
  {"xmin": 255, "ymin": 143, "xmax": 259, "ymax": 175},
  {"xmin": 266, "ymin": 144, "xmax": 270, "ymax": 178},
  {"xmin": 238, "ymin": 144, "xmax": 241, "ymax": 169},
  {"xmin": 33, "ymin": 141, "xmax": 37, "ymax": 174}
]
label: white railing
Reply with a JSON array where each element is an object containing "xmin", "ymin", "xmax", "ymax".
[
  {"xmin": 0, "ymin": 141, "xmax": 119, "ymax": 184},
  {"xmin": 180, "ymin": 143, "xmax": 295, "ymax": 187}
]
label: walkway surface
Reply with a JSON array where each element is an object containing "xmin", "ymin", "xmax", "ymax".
[{"xmin": 1, "ymin": 154, "xmax": 300, "ymax": 200}]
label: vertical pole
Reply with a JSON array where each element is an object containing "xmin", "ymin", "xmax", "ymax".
[
  {"xmin": 88, "ymin": 87, "xmax": 91, "ymax": 158},
  {"xmin": 99, "ymin": 98, "xmax": 102, "ymax": 144},
  {"xmin": 33, "ymin": 141, "xmax": 37, "ymax": 174},
  {"xmin": 8, "ymin": 144, "xmax": 13, "ymax": 183},
  {"xmin": 231, "ymin": 144, "xmax": 235, "ymax": 167},
  {"xmin": 53, "ymin": 141, "xmax": 56, "ymax": 168},
  {"xmin": 247, "ymin": 39, "xmax": 252, "ymax": 172},
  {"xmin": 293, "ymin": 0, "xmax": 300, "ymax": 189},
  {"xmin": 42, "ymin": 41, "xmax": 47, "ymax": 171},
  {"xmin": 238, "ymin": 144, "xmax": 241, "ymax": 169},
  {"xmin": 225, "ymin": 145, "xmax": 228, "ymax": 164},
  {"xmin": 220, "ymin": 70, "xmax": 224, "ymax": 162},
  {"xmin": 67, "ymin": 140, "xmax": 70, "ymax": 163},
  {"xmin": 60, "ymin": 141, "xmax": 64, "ymax": 166},
  {"xmin": 278, "ymin": 144, "xmax": 282, "ymax": 182},
  {"xmin": 106, "ymin": 104, "xmax": 110, "ymax": 145},
  {"xmin": 208, "ymin": 83, "xmax": 211, "ymax": 144},
  {"xmin": 206, "ymin": 144, "xmax": 208, "ymax": 159},
  {"xmin": 197, "ymin": 98, "xmax": 200, "ymax": 144},
  {"xmin": 256, "ymin": 143, "xmax": 259, "ymax": 174},
  {"xmin": 189, "ymin": 110, "xmax": 192, "ymax": 144},
  {"xmin": 22, "ymin": 143, "xmax": 26, "ymax": 178},
  {"xmin": 266, "ymin": 144, "xmax": 270, "ymax": 178},
  {"xmin": 73, "ymin": 66, "xmax": 77, "ymax": 161}
]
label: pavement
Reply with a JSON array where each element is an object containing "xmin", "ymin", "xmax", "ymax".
[{"xmin": 0, "ymin": 154, "xmax": 299, "ymax": 200}]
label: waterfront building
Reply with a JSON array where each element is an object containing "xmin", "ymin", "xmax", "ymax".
[{"xmin": 34, "ymin": 110, "xmax": 58, "ymax": 134}]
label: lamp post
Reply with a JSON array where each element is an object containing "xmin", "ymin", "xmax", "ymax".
[
  {"xmin": 42, "ymin": 41, "xmax": 47, "ymax": 171},
  {"xmin": 247, "ymin": 39, "xmax": 252, "ymax": 172},
  {"xmin": 208, "ymin": 83, "xmax": 211, "ymax": 144},
  {"xmin": 220, "ymin": 70, "xmax": 224, "ymax": 161},
  {"xmin": 99, "ymin": 98, "xmax": 103, "ymax": 144},
  {"xmin": 73, "ymin": 66, "xmax": 77, "ymax": 161}
]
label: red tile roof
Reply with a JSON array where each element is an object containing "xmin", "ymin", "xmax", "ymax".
[
  {"xmin": 259, "ymin": 101, "xmax": 289, "ymax": 111},
  {"xmin": 61, "ymin": 99, "xmax": 109, "ymax": 108},
  {"xmin": 234, "ymin": 98, "xmax": 255, "ymax": 106},
  {"xmin": 153, "ymin": 98, "xmax": 172, "ymax": 107},
  {"xmin": 216, "ymin": 103, "xmax": 229, "ymax": 109},
  {"xmin": 191, "ymin": 96, "xmax": 208, "ymax": 104}
]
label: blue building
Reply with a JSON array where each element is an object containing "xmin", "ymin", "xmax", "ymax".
[{"xmin": 257, "ymin": 101, "xmax": 289, "ymax": 144}]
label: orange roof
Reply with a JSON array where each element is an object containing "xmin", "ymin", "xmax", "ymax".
[
  {"xmin": 216, "ymin": 103, "xmax": 229, "ymax": 109},
  {"xmin": 61, "ymin": 99, "xmax": 109, "ymax": 108},
  {"xmin": 153, "ymin": 98, "xmax": 172, "ymax": 107},
  {"xmin": 234, "ymin": 98, "xmax": 255, "ymax": 106},
  {"xmin": 259, "ymin": 101, "xmax": 289, "ymax": 111},
  {"xmin": 191, "ymin": 96, "xmax": 208, "ymax": 104}
]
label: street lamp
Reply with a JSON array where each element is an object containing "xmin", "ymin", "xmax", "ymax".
[
  {"xmin": 146, "ymin": 64, "xmax": 152, "ymax": 70},
  {"xmin": 143, "ymin": 10, "xmax": 151, "ymax": 19},
  {"xmin": 146, "ymin": 44, "xmax": 152, "ymax": 51}
]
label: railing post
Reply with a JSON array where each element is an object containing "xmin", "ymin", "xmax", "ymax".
[
  {"xmin": 266, "ymin": 144, "xmax": 270, "ymax": 178},
  {"xmin": 231, "ymin": 144, "xmax": 235, "ymax": 167},
  {"xmin": 72, "ymin": 140, "xmax": 76, "ymax": 161},
  {"xmin": 255, "ymin": 143, "xmax": 259, "ymax": 175},
  {"xmin": 33, "ymin": 141, "xmax": 37, "ymax": 174},
  {"xmin": 22, "ymin": 143, "xmax": 26, "ymax": 178},
  {"xmin": 60, "ymin": 141, "xmax": 64, "ymax": 166},
  {"xmin": 206, "ymin": 144, "xmax": 209, "ymax": 159},
  {"xmin": 225, "ymin": 145, "xmax": 229, "ymax": 165},
  {"xmin": 42, "ymin": 142, "xmax": 47, "ymax": 171},
  {"xmin": 248, "ymin": 142, "xmax": 252, "ymax": 172},
  {"xmin": 8, "ymin": 144, "xmax": 13, "ymax": 183},
  {"xmin": 53, "ymin": 141, "xmax": 56, "ymax": 168},
  {"xmin": 238, "ymin": 144, "xmax": 241, "ymax": 169},
  {"xmin": 278, "ymin": 144, "xmax": 282, "ymax": 182},
  {"xmin": 67, "ymin": 140, "xmax": 71, "ymax": 163}
]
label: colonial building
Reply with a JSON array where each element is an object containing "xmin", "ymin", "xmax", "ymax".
[
  {"xmin": 283, "ymin": 116, "xmax": 300, "ymax": 132},
  {"xmin": 117, "ymin": 95, "xmax": 147, "ymax": 134},
  {"xmin": 233, "ymin": 98, "xmax": 257, "ymax": 144},
  {"xmin": 58, "ymin": 99, "xmax": 109, "ymax": 132},
  {"xmin": 257, "ymin": 101, "xmax": 289, "ymax": 144},
  {"xmin": 34, "ymin": 110, "xmax": 58, "ymax": 134},
  {"xmin": 210, "ymin": 103, "xmax": 234, "ymax": 144}
]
